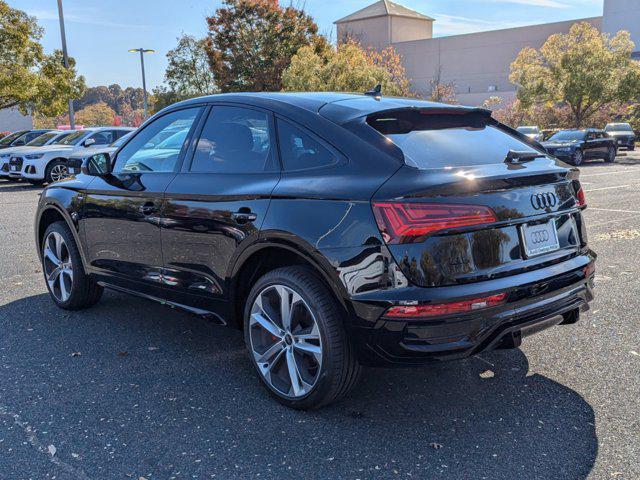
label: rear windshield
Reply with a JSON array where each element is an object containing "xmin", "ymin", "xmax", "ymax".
[
  {"xmin": 368, "ymin": 110, "xmax": 539, "ymax": 169},
  {"xmin": 605, "ymin": 123, "xmax": 633, "ymax": 132}
]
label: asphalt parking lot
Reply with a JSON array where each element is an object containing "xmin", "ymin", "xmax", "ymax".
[{"xmin": 1, "ymin": 154, "xmax": 639, "ymax": 480}]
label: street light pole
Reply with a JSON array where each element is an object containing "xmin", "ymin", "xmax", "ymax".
[
  {"xmin": 56, "ymin": 0, "xmax": 75, "ymax": 129},
  {"xmin": 129, "ymin": 48, "xmax": 155, "ymax": 118}
]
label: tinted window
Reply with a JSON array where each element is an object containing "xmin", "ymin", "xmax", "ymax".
[
  {"xmin": 276, "ymin": 119, "xmax": 336, "ymax": 171},
  {"xmin": 190, "ymin": 106, "xmax": 273, "ymax": 173},
  {"xmin": 11, "ymin": 134, "xmax": 29, "ymax": 146},
  {"xmin": 115, "ymin": 108, "xmax": 200, "ymax": 173},
  {"xmin": 605, "ymin": 123, "xmax": 633, "ymax": 132},
  {"xmin": 26, "ymin": 132, "xmax": 56, "ymax": 146},
  {"xmin": 548, "ymin": 131, "xmax": 587, "ymax": 142},
  {"xmin": 87, "ymin": 131, "xmax": 115, "ymax": 145},
  {"xmin": 0, "ymin": 131, "xmax": 27, "ymax": 146},
  {"xmin": 111, "ymin": 131, "xmax": 134, "ymax": 148},
  {"xmin": 58, "ymin": 130, "xmax": 88, "ymax": 146}
]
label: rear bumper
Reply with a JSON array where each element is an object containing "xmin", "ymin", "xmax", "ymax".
[{"xmin": 346, "ymin": 251, "xmax": 595, "ymax": 366}]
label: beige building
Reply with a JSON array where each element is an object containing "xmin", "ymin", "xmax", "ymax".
[{"xmin": 336, "ymin": 0, "xmax": 640, "ymax": 106}]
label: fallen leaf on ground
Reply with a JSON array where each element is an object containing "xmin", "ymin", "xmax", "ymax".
[
  {"xmin": 630, "ymin": 351, "xmax": 639, "ymax": 357},
  {"xmin": 148, "ymin": 347, "xmax": 159, "ymax": 351},
  {"xmin": 479, "ymin": 369, "xmax": 495, "ymax": 379},
  {"xmin": 70, "ymin": 352, "xmax": 81, "ymax": 357},
  {"xmin": 117, "ymin": 351, "xmax": 128, "ymax": 357},
  {"xmin": 430, "ymin": 443, "xmax": 443, "ymax": 449},
  {"xmin": 47, "ymin": 445, "xmax": 56, "ymax": 456}
]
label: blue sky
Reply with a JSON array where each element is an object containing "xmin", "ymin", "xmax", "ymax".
[{"xmin": 13, "ymin": 0, "xmax": 603, "ymax": 90}]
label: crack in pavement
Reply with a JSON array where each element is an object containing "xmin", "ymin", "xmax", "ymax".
[{"xmin": 0, "ymin": 404, "xmax": 92, "ymax": 480}]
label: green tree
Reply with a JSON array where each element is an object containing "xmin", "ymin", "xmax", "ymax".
[
  {"xmin": 510, "ymin": 22, "xmax": 640, "ymax": 128},
  {"xmin": 166, "ymin": 34, "xmax": 217, "ymax": 96},
  {"xmin": 0, "ymin": 1, "xmax": 85, "ymax": 115},
  {"xmin": 282, "ymin": 40, "xmax": 412, "ymax": 97},
  {"xmin": 75, "ymin": 102, "xmax": 116, "ymax": 126},
  {"xmin": 205, "ymin": 0, "xmax": 325, "ymax": 92}
]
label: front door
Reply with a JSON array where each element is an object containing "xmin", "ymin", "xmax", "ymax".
[
  {"xmin": 161, "ymin": 105, "xmax": 280, "ymax": 316},
  {"xmin": 81, "ymin": 107, "xmax": 203, "ymax": 294}
]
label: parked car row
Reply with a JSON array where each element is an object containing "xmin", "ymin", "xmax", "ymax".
[
  {"xmin": 516, "ymin": 122, "xmax": 636, "ymax": 166},
  {"xmin": 0, "ymin": 127, "xmax": 134, "ymax": 184}
]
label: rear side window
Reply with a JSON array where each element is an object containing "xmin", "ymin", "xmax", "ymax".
[
  {"xmin": 276, "ymin": 119, "xmax": 337, "ymax": 171},
  {"xmin": 190, "ymin": 106, "xmax": 274, "ymax": 173},
  {"xmin": 368, "ymin": 110, "xmax": 539, "ymax": 169}
]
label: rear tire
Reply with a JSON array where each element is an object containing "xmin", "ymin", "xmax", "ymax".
[
  {"xmin": 244, "ymin": 266, "xmax": 360, "ymax": 410},
  {"xmin": 42, "ymin": 221, "xmax": 103, "ymax": 310},
  {"xmin": 605, "ymin": 146, "xmax": 616, "ymax": 163}
]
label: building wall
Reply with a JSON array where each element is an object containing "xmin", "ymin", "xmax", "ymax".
[
  {"xmin": 603, "ymin": 0, "xmax": 640, "ymax": 54},
  {"xmin": 0, "ymin": 108, "xmax": 33, "ymax": 132},
  {"xmin": 337, "ymin": 16, "xmax": 392, "ymax": 49},
  {"xmin": 389, "ymin": 16, "xmax": 433, "ymax": 44},
  {"xmin": 393, "ymin": 17, "xmax": 602, "ymax": 106}
]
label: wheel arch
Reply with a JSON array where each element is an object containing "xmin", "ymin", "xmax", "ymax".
[
  {"xmin": 229, "ymin": 239, "xmax": 353, "ymax": 329},
  {"xmin": 36, "ymin": 203, "xmax": 88, "ymax": 271}
]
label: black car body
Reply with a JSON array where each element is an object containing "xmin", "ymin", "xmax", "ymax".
[
  {"xmin": 604, "ymin": 123, "xmax": 636, "ymax": 150},
  {"xmin": 542, "ymin": 129, "xmax": 617, "ymax": 165},
  {"xmin": 34, "ymin": 93, "xmax": 595, "ymax": 408}
]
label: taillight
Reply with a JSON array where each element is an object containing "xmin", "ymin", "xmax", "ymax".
[
  {"xmin": 576, "ymin": 186, "xmax": 587, "ymax": 207},
  {"xmin": 382, "ymin": 293, "xmax": 507, "ymax": 319},
  {"xmin": 372, "ymin": 202, "xmax": 498, "ymax": 244}
]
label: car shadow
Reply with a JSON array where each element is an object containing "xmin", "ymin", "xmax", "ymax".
[
  {"xmin": 0, "ymin": 291, "xmax": 597, "ymax": 479},
  {"xmin": 578, "ymin": 154, "xmax": 640, "ymax": 168},
  {"xmin": 0, "ymin": 179, "xmax": 43, "ymax": 192}
]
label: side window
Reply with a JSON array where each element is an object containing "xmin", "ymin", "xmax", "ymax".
[
  {"xmin": 88, "ymin": 131, "xmax": 114, "ymax": 145},
  {"xmin": 114, "ymin": 108, "xmax": 200, "ymax": 174},
  {"xmin": 190, "ymin": 106, "xmax": 274, "ymax": 173},
  {"xmin": 276, "ymin": 119, "xmax": 337, "ymax": 171},
  {"xmin": 12, "ymin": 135, "xmax": 27, "ymax": 146}
]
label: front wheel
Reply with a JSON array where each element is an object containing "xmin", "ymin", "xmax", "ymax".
[
  {"xmin": 605, "ymin": 146, "xmax": 616, "ymax": 163},
  {"xmin": 244, "ymin": 266, "xmax": 360, "ymax": 409},
  {"xmin": 42, "ymin": 221, "xmax": 103, "ymax": 310},
  {"xmin": 571, "ymin": 149, "xmax": 584, "ymax": 166},
  {"xmin": 44, "ymin": 160, "xmax": 69, "ymax": 184}
]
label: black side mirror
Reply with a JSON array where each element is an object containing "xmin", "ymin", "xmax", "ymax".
[{"xmin": 83, "ymin": 152, "xmax": 112, "ymax": 176}]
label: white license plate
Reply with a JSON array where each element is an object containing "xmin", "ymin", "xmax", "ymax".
[
  {"xmin": 10, "ymin": 166, "xmax": 17, "ymax": 171},
  {"xmin": 520, "ymin": 220, "xmax": 560, "ymax": 258}
]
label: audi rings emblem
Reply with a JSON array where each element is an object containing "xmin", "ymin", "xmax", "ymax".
[
  {"xmin": 530, "ymin": 229, "xmax": 550, "ymax": 244},
  {"xmin": 530, "ymin": 192, "xmax": 557, "ymax": 210}
]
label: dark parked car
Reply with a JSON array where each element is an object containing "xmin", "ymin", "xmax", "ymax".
[
  {"xmin": 34, "ymin": 93, "xmax": 595, "ymax": 409},
  {"xmin": 604, "ymin": 122, "xmax": 636, "ymax": 150},
  {"xmin": 542, "ymin": 129, "xmax": 617, "ymax": 166}
]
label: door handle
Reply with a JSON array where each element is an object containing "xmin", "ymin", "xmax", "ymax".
[
  {"xmin": 139, "ymin": 202, "xmax": 157, "ymax": 216},
  {"xmin": 231, "ymin": 209, "xmax": 257, "ymax": 224}
]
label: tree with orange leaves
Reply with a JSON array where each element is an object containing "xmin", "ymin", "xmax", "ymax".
[{"xmin": 205, "ymin": 0, "xmax": 326, "ymax": 92}]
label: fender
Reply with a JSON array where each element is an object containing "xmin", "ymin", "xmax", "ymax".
[
  {"xmin": 35, "ymin": 184, "xmax": 89, "ymax": 271},
  {"xmin": 229, "ymin": 235, "xmax": 355, "ymax": 316}
]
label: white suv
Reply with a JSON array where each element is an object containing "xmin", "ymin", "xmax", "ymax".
[
  {"xmin": 8, "ymin": 127, "xmax": 133, "ymax": 184},
  {"xmin": 0, "ymin": 130, "xmax": 79, "ymax": 180}
]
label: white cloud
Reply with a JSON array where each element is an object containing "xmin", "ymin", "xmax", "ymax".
[
  {"xmin": 486, "ymin": 0, "xmax": 570, "ymax": 8},
  {"xmin": 433, "ymin": 13, "xmax": 538, "ymax": 36},
  {"xmin": 25, "ymin": 8, "xmax": 149, "ymax": 29}
]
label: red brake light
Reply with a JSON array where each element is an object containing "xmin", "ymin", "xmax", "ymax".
[
  {"xmin": 383, "ymin": 293, "xmax": 507, "ymax": 319},
  {"xmin": 576, "ymin": 187, "xmax": 587, "ymax": 207},
  {"xmin": 372, "ymin": 202, "xmax": 498, "ymax": 244}
]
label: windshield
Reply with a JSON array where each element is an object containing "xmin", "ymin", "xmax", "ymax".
[
  {"xmin": 155, "ymin": 129, "xmax": 188, "ymax": 150},
  {"xmin": 517, "ymin": 126, "xmax": 538, "ymax": 134},
  {"xmin": 605, "ymin": 123, "xmax": 633, "ymax": 132},
  {"xmin": 0, "ymin": 131, "xmax": 27, "ymax": 146},
  {"xmin": 110, "ymin": 131, "xmax": 134, "ymax": 148},
  {"xmin": 57, "ymin": 130, "xmax": 88, "ymax": 146},
  {"xmin": 26, "ymin": 132, "xmax": 57, "ymax": 147},
  {"xmin": 548, "ymin": 130, "xmax": 586, "ymax": 142}
]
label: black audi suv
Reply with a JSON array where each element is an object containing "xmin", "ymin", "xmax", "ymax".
[{"xmin": 35, "ymin": 93, "xmax": 595, "ymax": 409}]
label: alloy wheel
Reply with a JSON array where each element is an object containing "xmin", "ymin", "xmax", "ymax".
[
  {"xmin": 43, "ymin": 232, "xmax": 73, "ymax": 302},
  {"xmin": 573, "ymin": 150, "xmax": 583, "ymax": 166},
  {"xmin": 249, "ymin": 284, "xmax": 322, "ymax": 398},
  {"xmin": 50, "ymin": 164, "xmax": 68, "ymax": 182}
]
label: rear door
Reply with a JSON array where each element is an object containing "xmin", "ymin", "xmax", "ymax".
[
  {"xmin": 584, "ymin": 131, "xmax": 604, "ymax": 158},
  {"xmin": 81, "ymin": 107, "xmax": 203, "ymax": 294},
  {"xmin": 161, "ymin": 104, "xmax": 280, "ymax": 313}
]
